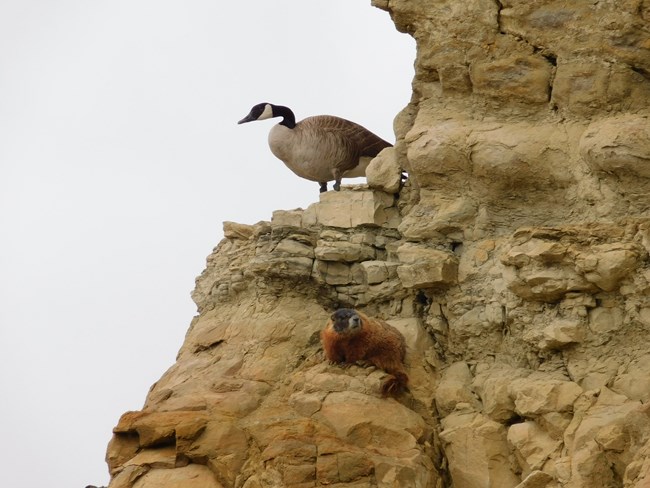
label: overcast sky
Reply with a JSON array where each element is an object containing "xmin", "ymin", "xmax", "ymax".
[{"xmin": 0, "ymin": 1, "xmax": 414, "ymax": 486}]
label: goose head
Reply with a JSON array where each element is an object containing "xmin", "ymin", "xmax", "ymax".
[
  {"xmin": 238, "ymin": 103, "xmax": 297, "ymax": 128},
  {"xmin": 238, "ymin": 103, "xmax": 275, "ymax": 124}
]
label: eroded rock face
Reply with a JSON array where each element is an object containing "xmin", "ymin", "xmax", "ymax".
[
  {"xmin": 107, "ymin": 190, "xmax": 443, "ymax": 488},
  {"xmin": 106, "ymin": 1, "xmax": 650, "ymax": 487}
]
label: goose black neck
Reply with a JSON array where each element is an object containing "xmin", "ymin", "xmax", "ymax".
[{"xmin": 273, "ymin": 105, "xmax": 296, "ymax": 129}]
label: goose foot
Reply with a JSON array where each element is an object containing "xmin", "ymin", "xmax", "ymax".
[{"xmin": 319, "ymin": 182, "xmax": 328, "ymax": 193}]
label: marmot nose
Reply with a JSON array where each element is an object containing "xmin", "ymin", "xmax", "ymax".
[{"xmin": 334, "ymin": 323, "xmax": 347, "ymax": 333}]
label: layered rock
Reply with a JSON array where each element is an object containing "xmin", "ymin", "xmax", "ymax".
[
  {"xmin": 107, "ymin": 187, "xmax": 444, "ymax": 488},
  {"xmin": 105, "ymin": 1, "xmax": 650, "ymax": 487}
]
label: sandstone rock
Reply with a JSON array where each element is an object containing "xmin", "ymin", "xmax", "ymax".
[
  {"xmin": 404, "ymin": 121, "xmax": 471, "ymax": 187},
  {"xmin": 580, "ymin": 115, "xmax": 650, "ymax": 178},
  {"xmin": 435, "ymin": 362, "xmax": 480, "ymax": 416},
  {"xmin": 553, "ymin": 62, "xmax": 650, "ymax": 115},
  {"xmin": 489, "ymin": 3, "xmax": 650, "ymax": 110},
  {"xmin": 313, "ymin": 260, "xmax": 355, "ymax": 285},
  {"xmin": 503, "ymin": 239, "xmax": 567, "ymax": 268},
  {"xmin": 132, "ymin": 465, "xmax": 222, "ymax": 488},
  {"xmin": 538, "ymin": 319, "xmax": 585, "ymax": 351},
  {"xmin": 288, "ymin": 391, "xmax": 325, "ymax": 417},
  {"xmin": 470, "ymin": 55, "xmax": 552, "ymax": 103},
  {"xmin": 566, "ymin": 356, "xmax": 621, "ymax": 392},
  {"xmin": 359, "ymin": 260, "xmax": 398, "ymax": 284},
  {"xmin": 622, "ymin": 404, "xmax": 650, "ymax": 485},
  {"xmin": 316, "ymin": 391, "xmax": 428, "ymax": 455},
  {"xmin": 508, "ymin": 378, "xmax": 582, "ymax": 417},
  {"xmin": 396, "ymin": 243, "xmax": 458, "ymax": 288},
  {"xmin": 447, "ymin": 302, "xmax": 505, "ymax": 343},
  {"xmin": 565, "ymin": 388, "xmax": 641, "ymax": 487},
  {"xmin": 271, "ymin": 209, "xmax": 304, "ymax": 227},
  {"xmin": 507, "ymin": 421, "xmax": 561, "ymax": 476},
  {"xmin": 124, "ymin": 447, "xmax": 178, "ymax": 470},
  {"xmin": 248, "ymin": 255, "xmax": 314, "ymax": 280},
  {"xmin": 612, "ymin": 354, "xmax": 650, "ymax": 402},
  {"xmin": 333, "ymin": 451, "xmax": 374, "ymax": 482},
  {"xmin": 513, "ymin": 470, "xmax": 554, "ymax": 488},
  {"xmin": 537, "ymin": 412, "xmax": 572, "ymax": 441},
  {"xmin": 398, "ymin": 191, "xmax": 477, "ymax": 240},
  {"xmin": 624, "ymin": 441, "xmax": 650, "ymax": 488},
  {"xmin": 113, "ymin": 410, "xmax": 209, "ymax": 448},
  {"xmin": 223, "ymin": 221, "xmax": 255, "ymax": 240},
  {"xmin": 302, "ymin": 188, "xmax": 400, "ymax": 228},
  {"xmin": 183, "ymin": 421, "xmax": 248, "ymax": 485},
  {"xmin": 507, "ymin": 268, "xmax": 594, "ymax": 302},
  {"xmin": 272, "ymin": 238, "xmax": 314, "ymax": 258},
  {"xmin": 374, "ymin": 458, "xmax": 438, "ymax": 488},
  {"xmin": 588, "ymin": 306, "xmax": 624, "ymax": 333},
  {"xmin": 501, "ymin": 230, "xmax": 644, "ymax": 301},
  {"xmin": 366, "ymin": 147, "xmax": 402, "ymax": 194},
  {"xmin": 314, "ymin": 240, "xmax": 375, "ymax": 262},
  {"xmin": 440, "ymin": 410, "xmax": 521, "ymax": 488},
  {"xmin": 107, "ymin": 433, "xmax": 140, "ymax": 474},
  {"xmin": 575, "ymin": 243, "xmax": 641, "ymax": 292},
  {"xmin": 386, "ymin": 316, "xmax": 433, "ymax": 355},
  {"xmin": 108, "ymin": 466, "xmax": 148, "ymax": 488},
  {"xmin": 396, "ymin": 263, "xmax": 456, "ymax": 289},
  {"xmin": 473, "ymin": 366, "xmax": 530, "ymax": 422},
  {"xmin": 439, "ymin": 64, "xmax": 472, "ymax": 93}
]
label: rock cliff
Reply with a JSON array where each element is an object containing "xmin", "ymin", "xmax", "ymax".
[{"xmin": 105, "ymin": 1, "xmax": 650, "ymax": 487}]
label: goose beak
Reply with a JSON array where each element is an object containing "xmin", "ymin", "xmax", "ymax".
[{"xmin": 237, "ymin": 113, "xmax": 255, "ymax": 124}]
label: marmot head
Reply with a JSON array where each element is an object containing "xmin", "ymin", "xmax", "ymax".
[{"xmin": 330, "ymin": 308, "xmax": 362, "ymax": 335}]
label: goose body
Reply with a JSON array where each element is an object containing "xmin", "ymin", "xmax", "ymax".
[{"xmin": 238, "ymin": 103, "xmax": 392, "ymax": 192}]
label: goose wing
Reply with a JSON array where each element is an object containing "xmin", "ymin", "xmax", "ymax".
[{"xmin": 299, "ymin": 115, "xmax": 392, "ymax": 174}]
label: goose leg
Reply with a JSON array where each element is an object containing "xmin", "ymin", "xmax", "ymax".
[
  {"xmin": 319, "ymin": 182, "xmax": 328, "ymax": 193},
  {"xmin": 331, "ymin": 169, "xmax": 342, "ymax": 191}
]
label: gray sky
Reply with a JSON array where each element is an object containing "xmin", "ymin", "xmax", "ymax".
[{"xmin": 0, "ymin": 1, "xmax": 413, "ymax": 486}]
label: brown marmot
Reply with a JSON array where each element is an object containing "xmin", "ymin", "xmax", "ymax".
[{"xmin": 321, "ymin": 308, "xmax": 409, "ymax": 397}]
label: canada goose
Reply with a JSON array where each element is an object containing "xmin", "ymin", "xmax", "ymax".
[{"xmin": 238, "ymin": 103, "xmax": 392, "ymax": 192}]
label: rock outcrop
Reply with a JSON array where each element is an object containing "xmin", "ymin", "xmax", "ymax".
[{"xmin": 105, "ymin": 1, "xmax": 650, "ymax": 487}]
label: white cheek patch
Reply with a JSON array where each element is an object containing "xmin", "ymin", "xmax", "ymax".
[{"xmin": 258, "ymin": 104, "xmax": 274, "ymax": 120}]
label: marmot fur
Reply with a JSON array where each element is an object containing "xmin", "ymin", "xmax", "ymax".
[{"xmin": 321, "ymin": 308, "xmax": 408, "ymax": 397}]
